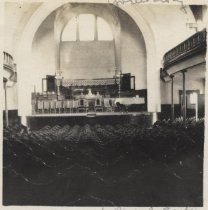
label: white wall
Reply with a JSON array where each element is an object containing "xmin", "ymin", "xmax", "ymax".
[
  {"xmin": 61, "ymin": 41, "xmax": 116, "ymax": 79},
  {"xmin": 3, "ymin": 2, "xmax": 41, "ymax": 111},
  {"xmin": 120, "ymin": 9, "xmax": 146, "ymax": 90},
  {"xmin": 33, "ymin": 6, "xmax": 147, "ymax": 90},
  {"xmin": 161, "ymin": 74, "xmax": 205, "ymax": 105},
  {"xmin": 4, "ymin": 2, "xmax": 41, "ymax": 59},
  {"xmin": 144, "ymin": 5, "xmax": 196, "ymax": 60},
  {"xmin": 3, "ymin": 83, "xmax": 18, "ymax": 110},
  {"xmin": 31, "ymin": 12, "xmax": 56, "ymax": 92}
]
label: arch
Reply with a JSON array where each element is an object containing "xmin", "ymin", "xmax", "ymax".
[
  {"xmin": 183, "ymin": 5, "xmax": 197, "ymax": 24},
  {"xmin": 17, "ymin": 0, "xmax": 172, "ymax": 122},
  {"xmin": 97, "ymin": 17, "xmax": 114, "ymax": 40},
  {"xmin": 61, "ymin": 14, "xmax": 114, "ymax": 41},
  {"xmin": 62, "ymin": 16, "xmax": 77, "ymax": 41},
  {"xmin": 53, "ymin": 3, "xmax": 122, "ymax": 76}
]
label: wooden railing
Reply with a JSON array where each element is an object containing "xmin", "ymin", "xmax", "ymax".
[
  {"xmin": 62, "ymin": 77, "xmax": 120, "ymax": 87},
  {"xmin": 31, "ymin": 97, "xmax": 116, "ymax": 114},
  {"xmin": 163, "ymin": 29, "xmax": 206, "ymax": 68}
]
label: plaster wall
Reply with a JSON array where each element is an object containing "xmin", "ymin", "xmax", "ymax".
[
  {"xmin": 161, "ymin": 75, "xmax": 205, "ymax": 105},
  {"xmin": 3, "ymin": 84, "xmax": 18, "ymax": 110},
  {"xmin": 34, "ymin": 6, "xmax": 147, "ymax": 90}
]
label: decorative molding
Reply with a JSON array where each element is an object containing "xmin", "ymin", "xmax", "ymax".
[
  {"xmin": 163, "ymin": 29, "xmax": 206, "ymax": 69},
  {"xmin": 3, "ymin": 51, "xmax": 14, "ymax": 72},
  {"xmin": 62, "ymin": 77, "xmax": 120, "ymax": 87},
  {"xmin": 3, "ymin": 51, "xmax": 17, "ymax": 83}
]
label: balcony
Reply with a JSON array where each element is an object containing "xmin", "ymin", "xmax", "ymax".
[
  {"xmin": 163, "ymin": 29, "xmax": 206, "ymax": 69},
  {"xmin": 3, "ymin": 51, "xmax": 17, "ymax": 82},
  {"xmin": 3, "ymin": 51, "xmax": 15, "ymax": 71}
]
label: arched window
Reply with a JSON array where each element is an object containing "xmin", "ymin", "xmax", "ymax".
[
  {"xmin": 97, "ymin": 17, "xmax": 113, "ymax": 41},
  {"xmin": 79, "ymin": 14, "xmax": 95, "ymax": 41},
  {"xmin": 61, "ymin": 14, "xmax": 113, "ymax": 41},
  {"xmin": 62, "ymin": 16, "xmax": 77, "ymax": 41}
]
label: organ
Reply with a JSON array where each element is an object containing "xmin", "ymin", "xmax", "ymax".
[
  {"xmin": 32, "ymin": 73, "xmax": 146, "ymax": 114},
  {"xmin": 61, "ymin": 77, "xmax": 120, "ymax": 98}
]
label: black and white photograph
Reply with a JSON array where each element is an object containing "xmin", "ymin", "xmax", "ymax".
[{"xmin": 1, "ymin": 0, "xmax": 207, "ymax": 208}]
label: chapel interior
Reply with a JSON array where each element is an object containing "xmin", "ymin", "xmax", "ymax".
[{"xmin": 2, "ymin": 1, "xmax": 207, "ymax": 206}]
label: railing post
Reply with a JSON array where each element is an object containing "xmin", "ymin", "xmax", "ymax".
[
  {"xmin": 4, "ymin": 78, "xmax": 9, "ymax": 127},
  {"xmin": 170, "ymin": 74, "xmax": 174, "ymax": 121}
]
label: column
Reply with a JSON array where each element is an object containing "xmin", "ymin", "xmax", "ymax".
[
  {"xmin": 113, "ymin": 40, "xmax": 120, "ymax": 97},
  {"xmin": 4, "ymin": 78, "xmax": 8, "ymax": 127},
  {"xmin": 113, "ymin": 41, "xmax": 119, "ymax": 77},
  {"xmin": 182, "ymin": 70, "xmax": 187, "ymax": 123},
  {"xmin": 76, "ymin": 15, "xmax": 79, "ymax": 41},
  {"xmin": 21, "ymin": 116, "xmax": 27, "ymax": 127},
  {"xmin": 94, "ymin": 15, "xmax": 98, "ymax": 41},
  {"xmin": 113, "ymin": 26, "xmax": 121, "ymax": 77},
  {"xmin": 113, "ymin": 28, "xmax": 121, "ymax": 98},
  {"xmin": 56, "ymin": 72, "xmax": 62, "ymax": 97},
  {"xmin": 170, "ymin": 74, "xmax": 174, "ymax": 121},
  {"xmin": 152, "ymin": 112, "xmax": 158, "ymax": 125}
]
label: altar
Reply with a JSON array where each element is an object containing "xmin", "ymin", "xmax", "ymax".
[{"xmin": 32, "ymin": 74, "xmax": 147, "ymax": 114}]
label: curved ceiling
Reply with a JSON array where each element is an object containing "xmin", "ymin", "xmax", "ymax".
[
  {"xmin": 4, "ymin": 2, "xmax": 42, "ymax": 57},
  {"xmin": 54, "ymin": 3, "xmax": 121, "ymax": 41},
  {"xmin": 4, "ymin": 1, "xmax": 205, "ymax": 60}
]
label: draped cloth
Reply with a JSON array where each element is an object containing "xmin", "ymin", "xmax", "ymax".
[{"xmin": 115, "ymin": 97, "xmax": 145, "ymax": 106}]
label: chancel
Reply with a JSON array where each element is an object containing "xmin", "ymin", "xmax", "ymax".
[{"xmin": 2, "ymin": 1, "xmax": 207, "ymax": 207}]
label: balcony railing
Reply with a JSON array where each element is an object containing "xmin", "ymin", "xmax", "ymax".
[
  {"xmin": 3, "ymin": 51, "xmax": 14, "ymax": 70},
  {"xmin": 3, "ymin": 51, "xmax": 17, "ymax": 82},
  {"xmin": 164, "ymin": 29, "xmax": 207, "ymax": 68}
]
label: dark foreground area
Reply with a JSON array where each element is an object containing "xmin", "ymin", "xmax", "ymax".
[{"xmin": 3, "ymin": 118, "xmax": 204, "ymax": 206}]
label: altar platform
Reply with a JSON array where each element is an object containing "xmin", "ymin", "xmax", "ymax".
[
  {"xmin": 27, "ymin": 112, "xmax": 152, "ymax": 130},
  {"xmin": 29, "ymin": 111, "xmax": 149, "ymax": 117}
]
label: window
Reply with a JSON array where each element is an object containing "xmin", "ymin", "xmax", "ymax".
[
  {"xmin": 61, "ymin": 14, "xmax": 113, "ymax": 41},
  {"xmin": 97, "ymin": 17, "xmax": 113, "ymax": 41},
  {"xmin": 79, "ymin": 14, "xmax": 95, "ymax": 41}
]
